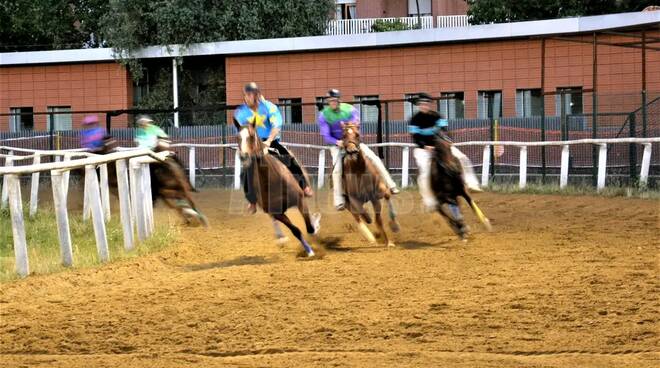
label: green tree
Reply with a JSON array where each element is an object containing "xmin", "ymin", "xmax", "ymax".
[
  {"xmin": 0, "ymin": 0, "xmax": 108, "ymax": 51},
  {"xmin": 100, "ymin": 0, "xmax": 335, "ymax": 79},
  {"xmin": 467, "ymin": 0, "xmax": 657, "ymax": 24}
]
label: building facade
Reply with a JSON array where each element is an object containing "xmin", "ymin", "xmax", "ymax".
[{"xmin": 1, "ymin": 12, "xmax": 658, "ymax": 131}]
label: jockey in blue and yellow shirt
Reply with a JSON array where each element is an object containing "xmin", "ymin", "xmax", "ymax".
[{"xmin": 233, "ymin": 82, "xmax": 312, "ymax": 213}]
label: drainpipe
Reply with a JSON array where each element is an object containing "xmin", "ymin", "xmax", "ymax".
[{"xmin": 172, "ymin": 58, "xmax": 179, "ymax": 128}]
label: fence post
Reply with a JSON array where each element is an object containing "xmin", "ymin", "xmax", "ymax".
[
  {"xmin": 29, "ymin": 153, "xmax": 41, "ymax": 217},
  {"xmin": 317, "ymin": 149, "xmax": 326, "ymax": 189},
  {"xmin": 49, "ymin": 112, "xmax": 55, "ymax": 151},
  {"xmin": 401, "ymin": 146, "xmax": 410, "ymax": 188},
  {"xmin": 8, "ymin": 174, "xmax": 29, "ymax": 277},
  {"xmin": 481, "ymin": 145, "xmax": 491, "ymax": 187},
  {"xmin": 100, "ymin": 164, "xmax": 111, "ymax": 221},
  {"xmin": 560, "ymin": 145, "xmax": 570, "ymax": 189},
  {"xmin": 233, "ymin": 149, "xmax": 241, "ymax": 190},
  {"xmin": 83, "ymin": 176, "xmax": 91, "ymax": 221},
  {"xmin": 629, "ymin": 113, "xmax": 637, "ymax": 184},
  {"xmin": 189, "ymin": 146, "xmax": 196, "ymax": 189},
  {"xmin": 519, "ymin": 146, "xmax": 527, "ymax": 189},
  {"xmin": 85, "ymin": 165, "xmax": 109, "ymax": 262},
  {"xmin": 129, "ymin": 161, "xmax": 147, "ymax": 242},
  {"xmin": 51, "ymin": 171, "xmax": 73, "ymax": 267},
  {"xmin": 376, "ymin": 101, "xmax": 384, "ymax": 158},
  {"xmin": 62, "ymin": 153, "xmax": 71, "ymax": 197},
  {"xmin": 142, "ymin": 163, "xmax": 154, "ymax": 235},
  {"xmin": 597, "ymin": 144, "xmax": 607, "ymax": 191},
  {"xmin": 384, "ymin": 102, "xmax": 390, "ymax": 170},
  {"xmin": 115, "ymin": 159, "xmax": 134, "ymax": 251},
  {"xmin": 1, "ymin": 156, "xmax": 14, "ymax": 209},
  {"xmin": 639, "ymin": 143, "xmax": 652, "ymax": 188}
]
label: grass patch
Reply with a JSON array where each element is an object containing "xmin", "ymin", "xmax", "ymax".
[
  {"xmin": 0, "ymin": 205, "xmax": 176, "ymax": 282},
  {"xmin": 484, "ymin": 183, "xmax": 660, "ymax": 199}
]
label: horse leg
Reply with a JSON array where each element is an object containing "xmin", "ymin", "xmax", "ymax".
[
  {"xmin": 461, "ymin": 190, "xmax": 492, "ymax": 231},
  {"xmin": 298, "ymin": 199, "xmax": 321, "ymax": 235},
  {"xmin": 272, "ymin": 213, "xmax": 315, "ymax": 257},
  {"xmin": 384, "ymin": 195, "xmax": 401, "ymax": 233},
  {"xmin": 438, "ymin": 202, "xmax": 469, "ymax": 241},
  {"xmin": 348, "ymin": 198, "xmax": 376, "ymax": 244},
  {"xmin": 271, "ymin": 217, "xmax": 289, "ymax": 245},
  {"xmin": 372, "ymin": 199, "xmax": 395, "ymax": 247}
]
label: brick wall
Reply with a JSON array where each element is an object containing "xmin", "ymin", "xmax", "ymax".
[
  {"xmin": 226, "ymin": 33, "xmax": 659, "ymax": 122},
  {"xmin": 0, "ymin": 62, "xmax": 132, "ymax": 131}
]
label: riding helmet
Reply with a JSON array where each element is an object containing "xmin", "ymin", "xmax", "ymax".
[
  {"xmin": 244, "ymin": 82, "xmax": 260, "ymax": 94},
  {"xmin": 327, "ymin": 89, "xmax": 341, "ymax": 99}
]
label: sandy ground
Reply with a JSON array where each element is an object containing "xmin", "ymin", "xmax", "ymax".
[{"xmin": 0, "ymin": 189, "xmax": 658, "ymax": 367}]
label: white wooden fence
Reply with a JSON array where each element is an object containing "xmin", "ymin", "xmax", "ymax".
[
  {"xmin": 1, "ymin": 137, "xmax": 657, "ymax": 277},
  {"xmin": 436, "ymin": 15, "xmax": 470, "ymax": 28},
  {"xmin": 0, "ymin": 148, "xmax": 168, "ymax": 277},
  {"xmin": 179, "ymin": 138, "xmax": 659, "ymax": 194},
  {"xmin": 326, "ymin": 16, "xmax": 434, "ymax": 35}
]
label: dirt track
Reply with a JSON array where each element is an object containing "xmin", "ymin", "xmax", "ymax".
[{"xmin": 1, "ymin": 190, "xmax": 658, "ymax": 367}]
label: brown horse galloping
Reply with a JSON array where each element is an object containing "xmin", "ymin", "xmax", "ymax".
[
  {"xmin": 341, "ymin": 123, "xmax": 400, "ymax": 247},
  {"xmin": 239, "ymin": 126, "xmax": 320, "ymax": 257},
  {"xmin": 430, "ymin": 135, "xmax": 490, "ymax": 240}
]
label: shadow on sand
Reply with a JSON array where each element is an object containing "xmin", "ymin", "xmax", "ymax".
[{"xmin": 183, "ymin": 255, "xmax": 275, "ymax": 272}]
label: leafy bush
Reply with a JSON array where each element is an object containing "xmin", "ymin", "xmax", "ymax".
[{"xmin": 371, "ymin": 19, "xmax": 411, "ymax": 32}]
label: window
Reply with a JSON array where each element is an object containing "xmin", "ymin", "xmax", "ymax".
[
  {"xmin": 46, "ymin": 106, "xmax": 72, "ymax": 131},
  {"xmin": 408, "ymin": 0, "xmax": 432, "ymax": 16},
  {"xmin": 336, "ymin": 0, "xmax": 356, "ymax": 20},
  {"xmin": 439, "ymin": 92, "xmax": 465, "ymax": 119},
  {"xmin": 8, "ymin": 107, "xmax": 34, "ymax": 132},
  {"xmin": 404, "ymin": 93, "xmax": 422, "ymax": 121},
  {"xmin": 355, "ymin": 95, "xmax": 379, "ymax": 123},
  {"xmin": 278, "ymin": 98, "xmax": 302, "ymax": 124},
  {"xmin": 315, "ymin": 96, "xmax": 326, "ymax": 115},
  {"xmin": 555, "ymin": 87, "xmax": 583, "ymax": 116},
  {"xmin": 477, "ymin": 91, "xmax": 502, "ymax": 119},
  {"xmin": 516, "ymin": 89, "xmax": 542, "ymax": 117}
]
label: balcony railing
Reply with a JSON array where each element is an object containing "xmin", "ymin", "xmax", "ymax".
[
  {"xmin": 325, "ymin": 15, "xmax": 470, "ymax": 36},
  {"xmin": 437, "ymin": 15, "xmax": 470, "ymax": 28}
]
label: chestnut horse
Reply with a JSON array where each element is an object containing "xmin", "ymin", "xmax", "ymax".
[
  {"xmin": 239, "ymin": 126, "xmax": 320, "ymax": 257},
  {"xmin": 430, "ymin": 135, "xmax": 491, "ymax": 240},
  {"xmin": 341, "ymin": 123, "xmax": 400, "ymax": 247}
]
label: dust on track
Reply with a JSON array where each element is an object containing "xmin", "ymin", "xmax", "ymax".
[{"xmin": 1, "ymin": 190, "xmax": 658, "ymax": 367}]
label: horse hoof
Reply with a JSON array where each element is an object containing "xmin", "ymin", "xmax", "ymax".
[
  {"xmin": 483, "ymin": 218, "xmax": 493, "ymax": 232},
  {"xmin": 389, "ymin": 220, "xmax": 401, "ymax": 233},
  {"xmin": 357, "ymin": 222, "xmax": 376, "ymax": 243},
  {"xmin": 275, "ymin": 236, "xmax": 290, "ymax": 246},
  {"xmin": 306, "ymin": 250, "xmax": 316, "ymax": 257},
  {"xmin": 387, "ymin": 241, "xmax": 396, "ymax": 248}
]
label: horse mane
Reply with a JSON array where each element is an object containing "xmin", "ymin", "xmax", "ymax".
[{"xmin": 433, "ymin": 134, "xmax": 462, "ymax": 175}]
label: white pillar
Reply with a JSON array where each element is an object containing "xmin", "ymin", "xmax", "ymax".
[
  {"xmin": 115, "ymin": 159, "xmax": 134, "ymax": 251},
  {"xmin": 51, "ymin": 171, "xmax": 73, "ymax": 267},
  {"xmin": 131, "ymin": 162, "xmax": 148, "ymax": 242},
  {"xmin": 234, "ymin": 149, "xmax": 241, "ymax": 190},
  {"xmin": 8, "ymin": 174, "xmax": 29, "ymax": 277},
  {"xmin": 560, "ymin": 144, "xmax": 570, "ymax": 189},
  {"xmin": 142, "ymin": 164, "xmax": 154, "ymax": 236},
  {"xmin": 29, "ymin": 153, "xmax": 41, "ymax": 217},
  {"xmin": 317, "ymin": 149, "xmax": 325, "ymax": 189},
  {"xmin": 597, "ymin": 144, "xmax": 608, "ymax": 191},
  {"xmin": 99, "ymin": 164, "xmax": 111, "ymax": 221},
  {"xmin": 85, "ymin": 165, "xmax": 109, "ymax": 262},
  {"xmin": 188, "ymin": 146, "xmax": 196, "ymax": 189},
  {"xmin": 172, "ymin": 58, "xmax": 179, "ymax": 128},
  {"xmin": 401, "ymin": 146, "xmax": 410, "ymax": 188},
  {"xmin": 481, "ymin": 145, "xmax": 491, "ymax": 187},
  {"xmin": 639, "ymin": 143, "xmax": 652, "ymax": 187},
  {"xmin": 518, "ymin": 146, "xmax": 527, "ymax": 189},
  {"xmin": 2, "ymin": 156, "xmax": 14, "ymax": 209}
]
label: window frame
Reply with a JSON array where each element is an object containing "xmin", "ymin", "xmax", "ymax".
[
  {"xmin": 515, "ymin": 88, "xmax": 543, "ymax": 117},
  {"xmin": 9, "ymin": 107, "xmax": 34, "ymax": 132},
  {"xmin": 354, "ymin": 95, "xmax": 380, "ymax": 123},
  {"xmin": 277, "ymin": 98, "xmax": 303, "ymax": 124},
  {"xmin": 477, "ymin": 90, "xmax": 503, "ymax": 119},
  {"xmin": 439, "ymin": 92, "xmax": 465, "ymax": 119},
  {"xmin": 46, "ymin": 106, "xmax": 73, "ymax": 131}
]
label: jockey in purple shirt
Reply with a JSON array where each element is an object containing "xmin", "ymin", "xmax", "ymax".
[{"xmin": 317, "ymin": 89, "xmax": 398, "ymax": 211}]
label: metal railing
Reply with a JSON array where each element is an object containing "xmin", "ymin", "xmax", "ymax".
[{"xmin": 326, "ymin": 16, "xmax": 434, "ymax": 35}]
